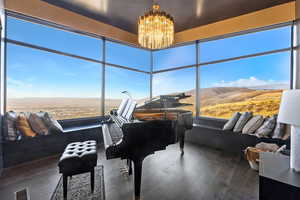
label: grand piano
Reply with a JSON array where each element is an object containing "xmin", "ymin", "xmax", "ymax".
[{"xmin": 101, "ymin": 93, "xmax": 193, "ymax": 200}]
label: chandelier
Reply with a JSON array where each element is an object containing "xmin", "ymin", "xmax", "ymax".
[{"xmin": 138, "ymin": 4, "xmax": 174, "ymax": 49}]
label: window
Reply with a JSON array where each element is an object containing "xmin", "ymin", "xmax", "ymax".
[
  {"xmin": 153, "ymin": 44, "xmax": 196, "ymax": 71},
  {"xmin": 106, "ymin": 41, "xmax": 150, "ymax": 71},
  {"xmin": 6, "ymin": 44, "xmax": 102, "ymax": 120},
  {"xmin": 7, "ymin": 16, "xmax": 103, "ymax": 60},
  {"xmin": 200, "ymin": 26, "xmax": 291, "ymax": 63},
  {"xmin": 199, "ymin": 52, "xmax": 290, "ymax": 119},
  {"xmin": 153, "ymin": 67, "xmax": 196, "ymax": 115},
  {"xmin": 105, "ymin": 66, "xmax": 150, "ymax": 113}
]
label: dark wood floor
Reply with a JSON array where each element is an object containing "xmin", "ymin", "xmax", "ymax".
[{"xmin": 0, "ymin": 143, "xmax": 259, "ymax": 200}]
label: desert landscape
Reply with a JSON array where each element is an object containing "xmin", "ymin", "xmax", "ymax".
[
  {"xmin": 7, "ymin": 98, "xmax": 102, "ymax": 120},
  {"xmin": 7, "ymin": 87, "xmax": 284, "ymax": 120},
  {"xmin": 180, "ymin": 87, "xmax": 283, "ymax": 119}
]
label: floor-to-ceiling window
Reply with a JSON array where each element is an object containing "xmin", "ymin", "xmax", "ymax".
[
  {"xmin": 152, "ymin": 68, "xmax": 196, "ymax": 115},
  {"xmin": 5, "ymin": 15, "xmax": 151, "ymax": 120},
  {"xmin": 198, "ymin": 26, "xmax": 292, "ymax": 119},
  {"xmin": 3, "ymin": 13, "xmax": 293, "ymax": 121},
  {"xmin": 6, "ymin": 16, "xmax": 103, "ymax": 120},
  {"xmin": 104, "ymin": 41, "xmax": 150, "ymax": 114},
  {"xmin": 152, "ymin": 43, "xmax": 197, "ymax": 115}
]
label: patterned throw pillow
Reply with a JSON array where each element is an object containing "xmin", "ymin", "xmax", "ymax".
[
  {"xmin": 28, "ymin": 113, "xmax": 49, "ymax": 135},
  {"xmin": 223, "ymin": 112, "xmax": 241, "ymax": 131},
  {"xmin": 272, "ymin": 123, "xmax": 286, "ymax": 139},
  {"xmin": 255, "ymin": 115, "xmax": 277, "ymax": 138},
  {"xmin": 242, "ymin": 115, "xmax": 264, "ymax": 134},
  {"xmin": 17, "ymin": 112, "xmax": 37, "ymax": 138},
  {"xmin": 3, "ymin": 111, "xmax": 20, "ymax": 141},
  {"xmin": 233, "ymin": 112, "xmax": 252, "ymax": 133},
  {"xmin": 37, "ymin": 111, "xmax": 63, "ymax": 133}
]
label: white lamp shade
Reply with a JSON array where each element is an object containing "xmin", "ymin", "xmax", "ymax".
[{"xmin": 278, "ymin": 90, "xmax": 300, "ymax": 126}]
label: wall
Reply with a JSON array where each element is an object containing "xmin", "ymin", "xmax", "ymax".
[{"xmin": 175, "ymin": 2, "xmax": 295, "ymax": 44}]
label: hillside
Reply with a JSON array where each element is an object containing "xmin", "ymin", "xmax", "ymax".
[
  {"xmin": 178, "ymin": 87, "xmax": 283, "ymax": 118},
  {"xmin": 7, "ymin": 87, "xmax": 284, "ymax": 120}
]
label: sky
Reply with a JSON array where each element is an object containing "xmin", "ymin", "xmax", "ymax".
[{"xmin": 7, "ymin": 17, "xmax": 291, "ymax": 99}]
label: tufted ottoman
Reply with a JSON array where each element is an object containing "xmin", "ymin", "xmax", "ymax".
[{"xmin": 58, "ymin": 140, "xmax": 97, "ymax": 199}]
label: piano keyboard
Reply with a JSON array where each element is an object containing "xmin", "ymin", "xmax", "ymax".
[{"xmin": 110, "ymin": 114, "xmax": 128, "ymax": 127}]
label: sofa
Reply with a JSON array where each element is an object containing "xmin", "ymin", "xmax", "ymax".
[
  {"xmin": 2, "ymin": 116, "xmax": 104, "ymax": 168},
  {"xmin": 185, "ymin": 117, "xmax": 290, "ymax": 156}
]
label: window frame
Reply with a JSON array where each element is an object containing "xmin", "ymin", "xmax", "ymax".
[
  {"xmin": 1, "ymin": 10, "xmax": 295, "ymax": 120},
  {"xmin": 4, "ymin": 11, "xmax": 151, "ymax": 119}
]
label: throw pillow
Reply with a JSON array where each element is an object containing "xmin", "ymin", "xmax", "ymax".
[
  {"xmin": 3, "ymin": 111, "xmax": 20, "ymax": 141},
  {"xmin": 223, "ymin": 112, "xmax": 241, "ymax": 131},
  {"xmin": 17, "ymin": 112, "xmax": 37, "ymax": 137},
  {"xmin": 233, "ymin": 112, "xmax": 252, "ymax": 133},
  {"xmin": 28, "ymin": 113, "xmax": 49, "ymax": 135},
  {"xmin": 37, "ymin": 111, "xmax": 63, "ymax": 133},
  {"xmin": 272, "ymin": 123, "xmax": 286, "ymax": 139},
  {"xmin": 242, "ymin": 115, "xmax": 264, "ymax": 134},
  {"xmin": 255, "ymin": 115, "xmax": 277, "ymax": 138}
]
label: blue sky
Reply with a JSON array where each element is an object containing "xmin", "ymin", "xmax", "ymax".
[{"xmin": 7, "ymin": 17, "xmax": 291, "ymax": 99}]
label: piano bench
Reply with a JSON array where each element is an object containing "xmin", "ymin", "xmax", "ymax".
[{"xmin": 58, "ymin": 140, "xmax": 98, "ymax": 200}]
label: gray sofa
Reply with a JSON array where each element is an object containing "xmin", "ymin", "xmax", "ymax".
[{"xmin": 186, "ymin": 117, "xmax": 290, "ymax": 155}]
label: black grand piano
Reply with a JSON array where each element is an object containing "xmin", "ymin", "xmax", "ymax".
[{"xmin": 102, "ymin": 93, "xmax": 193, "ymax": 200}]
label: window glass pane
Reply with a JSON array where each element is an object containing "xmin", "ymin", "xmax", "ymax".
[
  {"xmin": 106, "ymin": 41, "xmax": 150, "ymax": 71},
  {"xmin": 7, "ymin": 44, "xmax": 102, "ymax": 120},
  {"xmin": 200, "ymin": 26, "xmax": 291, "ymax": 63},
  {"xmin": 154, "ymin": 44, "xmax": 196, "ymax": 71},
  {"xmin": 200, "ymin": 52, "xmax": 290, "ymax": 119},
  {"xmin": 7, "ymin": 16, "xmax": 102, "ymax": 60},
  {"xmin": 105, "ymin": 66, "xmax": 150, "ymax": 113},
  {"xmin": 153, "ymin": 67, "xmax": 196, "ymax": 115}
]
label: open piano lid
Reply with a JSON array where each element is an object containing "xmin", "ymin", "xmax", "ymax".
[{"xmin": 134, "ymin": 93, "xmax": 193, "ymax": 121}]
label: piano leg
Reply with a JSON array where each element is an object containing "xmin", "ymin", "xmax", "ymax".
[
  {"xmin": 127, "ymin": 159, "xmax": 133, "ymax": 175},
  {"xmin": 180, "ymin": 132, "xmax": 185, "ymax": 155},
  {"xmin": 133, "ymin": 158, "xmax": 144, "ymax": 200}
]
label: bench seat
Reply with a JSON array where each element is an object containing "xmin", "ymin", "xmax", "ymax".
[{"xmin": 2, "ymin": 117, "xmax": 103, "ymax": 168}]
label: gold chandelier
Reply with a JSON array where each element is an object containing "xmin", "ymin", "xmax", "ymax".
[{"xmin": 138, "ymin": 4, "xmax": 174, "ymax": 49}]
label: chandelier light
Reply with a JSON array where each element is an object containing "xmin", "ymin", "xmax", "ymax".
[{"xmin": 138, "ymin": 4, "xmax": 174, "ymax": 49}]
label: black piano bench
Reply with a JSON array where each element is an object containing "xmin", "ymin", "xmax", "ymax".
[{"xmin": 58, "ymin": 140, "xmax": 98, "ymax": 200}]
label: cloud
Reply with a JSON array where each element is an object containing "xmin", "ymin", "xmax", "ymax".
[
  {"xmin": 212, "ymin": 76, "xmax": 289, "ymax": 89},
  {"xmin": 7, "ymin": 77, "xmax": 33, "ymax": 88}
]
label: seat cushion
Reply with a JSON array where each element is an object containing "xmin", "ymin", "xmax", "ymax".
[
  {"xmin": 255, "ymin": 115, "xmax": 277, "ymax": 138},
  {"xmin": 17, "ymin": 113, "xmax": 37, "ymax": 138},
  {"xmin": 242, "ymin": 115, "xmax": 264, "ymax": 134},
  {"xmin": 28, "ymin": 113, "xmax": 49, "ymax": 135},
  {"xmin": 3, "ymin": 111, "xmax": 20, "ymax": 141},
  {"xmin": 233, "ymin": 112, "xmax": 252, "ymax": 133},
  {"xmin": 272, "ymin": 123, "xmax": 286, "ymax": 139},
  {"xmin": 37, "ymin": 111, "xmax": 63, "ymax": 133},
  {"xmin": 59, "ymin": 140, "xmax": 97, "ymax": 174},
  {"xmin": 223, "ymin": 112, "xmax": 241, "ymax": 131}
]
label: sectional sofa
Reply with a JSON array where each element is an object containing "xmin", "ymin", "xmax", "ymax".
[{"xmin": 186, "ymin": 117, "xmax": 290, "ymax": 156}]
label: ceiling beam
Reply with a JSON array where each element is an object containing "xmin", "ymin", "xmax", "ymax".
[
  {"xmin": 175, "ymin": 2, "xmax": 295, "ymax": 44},
  {"xmin": 4, "ymin": 0, "xmax": 138, "ymax": 45}
]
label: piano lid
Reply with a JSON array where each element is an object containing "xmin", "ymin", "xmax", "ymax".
[{"xmin": 136, "ymin": 93, "xmax": 192, "ymax": 110}]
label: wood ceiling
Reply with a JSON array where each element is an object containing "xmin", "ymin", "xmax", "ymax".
[{"xmin": 41, "ymin": 0, "xmax": 294, "ymax": 34}]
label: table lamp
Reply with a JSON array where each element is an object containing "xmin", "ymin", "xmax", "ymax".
[{"xmin": 278, "ymin": 90, "xmax": 300, "ymax": 172}]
